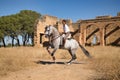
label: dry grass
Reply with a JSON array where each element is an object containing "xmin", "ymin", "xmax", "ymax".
[
  {"xmin": 88, "ymin": 46, "xmax": 120, "ymax": 80},
  {"xmin": 0, "ymin": 46, "xmax": 83, "ymax": 77},
  {"xmin": 0, "ymin": 47, "xmax": 49, "ymax": 76},
  {"xmin": 0, "ymin": 46, "xmax": 120, "ymax": 80}
]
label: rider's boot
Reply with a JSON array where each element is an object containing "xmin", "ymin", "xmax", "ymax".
[
  {"xmin": 60, "ymin": 39, "xmax": 66, "ymax": 48},
  {"xmin": 63, "ymin": 39, "xmax": 66, "ymax": 47}
]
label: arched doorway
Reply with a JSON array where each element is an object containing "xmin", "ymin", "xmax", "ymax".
[
  {"xmin": 86, "ymin": 24, "xmax": 100, "ymax": 46},
  {"xmin": 104, "ymin": 23, "xmax": 120, "ymax": 46}
]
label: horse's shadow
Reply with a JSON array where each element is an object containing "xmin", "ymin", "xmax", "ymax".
[
  {"xmin": 35, "ymin": 60, "xmax": 65, "ymax": 65},
  {"xmin": 35, "ymin": 60, "xmax": 86, "ymax": 65}
]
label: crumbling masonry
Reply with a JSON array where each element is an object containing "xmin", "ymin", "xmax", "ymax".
[{"xmin": 34, "ymin": 13, "xmax": 120, "ymax": 47}]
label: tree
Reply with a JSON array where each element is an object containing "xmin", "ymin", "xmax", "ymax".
[
  {"xmin": 18, "ymin": 10, "xmax": 41, "ymax": 46},
  {"xmin": 0, "ymin": 10, "xmax": 41, "ymax": 47},
  {"xmin": 8, "ymin": 15, "xmax": 21, "ymax": 46},
  {"xmin": 0, "ymin": 16, "xmax": 8, "ymax": 47}
]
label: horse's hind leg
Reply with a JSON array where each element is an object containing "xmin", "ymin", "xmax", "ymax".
[{"xmin": 68, "ymin": 49, "xmax": 77, "ymax": 64}]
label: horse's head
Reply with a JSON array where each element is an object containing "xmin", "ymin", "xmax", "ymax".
[{"xmin": 44, "ymin": 25, "xmax": 53, "ymax": 38}]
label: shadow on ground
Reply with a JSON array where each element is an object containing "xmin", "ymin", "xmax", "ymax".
[
  {"xmin": 35, "ymin": 60, "xmax": 65, "ymax": 65},
  {"xmin": 35, "ymin": 60, "xmax": 86, "ymax": 65}
]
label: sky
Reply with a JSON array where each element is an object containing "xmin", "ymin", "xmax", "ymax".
[{"xmin": 0, "ymin": 0, "xmax": 120, "ymax": 22}]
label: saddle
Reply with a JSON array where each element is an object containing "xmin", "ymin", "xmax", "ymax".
[{"xmin": 60, "ymin": 37, "xmax": 72, "ymax": 48}]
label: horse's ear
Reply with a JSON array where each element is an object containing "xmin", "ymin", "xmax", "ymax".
[{"xmin": 45, "ymin": 25, "xmax": 49, "ymax": 29}]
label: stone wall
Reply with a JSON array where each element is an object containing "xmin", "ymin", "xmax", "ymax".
[
  {"xmin": 34, "ymin": 13, "xmax": 120, "ymax": 47},
  {"xmin": 77, "ymin": 14, "xmax": 120, "ymax": 46},
  {"xmin": 34, "ymin": 15, "xmax": 74, "ymax": 47}
]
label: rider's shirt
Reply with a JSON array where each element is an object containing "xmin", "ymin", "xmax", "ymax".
[{"xmin": 63, "ymin": 24, "xmax": 70, "ymax": 33}]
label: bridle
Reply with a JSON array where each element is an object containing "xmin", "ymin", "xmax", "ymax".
[
  {"xmin": 51, "ymin": 35, "xmax": 61, "ymax": 41},
  {"xmin": 46, "ymin": 26, "xmax": 61, "ymax": 41}
]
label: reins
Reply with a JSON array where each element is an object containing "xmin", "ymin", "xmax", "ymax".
[
  {"xmin": 51, "ymin": 35, "xmax": 61, "ymax": 41},
  {"xmin": 47, "ymin": 26, "xmax": 61, "ymax": 41}
]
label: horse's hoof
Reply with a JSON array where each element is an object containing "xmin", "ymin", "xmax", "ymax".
[
  {"xmin": 67, "ymin": 62, "xmax": 71, "ymax": 65},
  {"xmin": 52, "ymin": 56, "xmax": 56, "ymax": 61},
  {"xmin": 54, "ymin": 61, "xmax": 56, "ymax": 64}
]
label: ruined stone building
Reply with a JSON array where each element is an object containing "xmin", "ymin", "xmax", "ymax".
[
  {"xmin": 34, "ymin": 15, "xmax": 74, "ymax": 47},
  {"xmin": 34, "ymin": 13, "xmax": 120, "ymax": 47}
]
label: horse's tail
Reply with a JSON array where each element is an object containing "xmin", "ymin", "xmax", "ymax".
[{"xmin": 78, "ymin": 42, "xmax": 92, "ymax": 58}]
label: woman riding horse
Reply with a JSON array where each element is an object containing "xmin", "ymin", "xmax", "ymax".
[
  {"xmin": 44, "ymin": 24, "xmax": 91, "ymax": 64},
  {"xmin": 61, "ymin": 20, "xmax": 71, "ymax": 46}
]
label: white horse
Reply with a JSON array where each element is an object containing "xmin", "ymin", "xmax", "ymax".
[{"xmin": 44, "ymin": 25, "xmax": 91, "ymax": 64}]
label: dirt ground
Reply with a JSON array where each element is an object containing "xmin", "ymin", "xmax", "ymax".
[
  {"xmin": 0, "ymin": 46, "xmax": 119, "ymax": 80},
  {"xmin": 0, "ymin": 59, "xmax": 94, "ymax": 80}
]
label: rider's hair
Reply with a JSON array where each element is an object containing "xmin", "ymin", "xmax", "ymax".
[{"xmin": 62, "ymin": 19, "xmax": 66, "ymax": 23}]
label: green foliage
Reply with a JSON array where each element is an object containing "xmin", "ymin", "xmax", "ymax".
[
  {"xmin": 19, "ymin": 10, "xmax": 41, "ymax": 34},
  {"xmin": 0, "ymin": 10, "xmax": 41, "ymax": 46}
]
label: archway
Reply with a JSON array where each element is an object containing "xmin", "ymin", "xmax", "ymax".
[
  {"xmin": 104, "ymin": 23, "xmax": 120, "ymax": 46},
  {"xmin": 86, "ymin": 24, "xmax": 100, "ymax": 46}
]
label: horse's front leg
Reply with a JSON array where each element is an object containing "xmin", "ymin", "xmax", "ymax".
[
  {"xmin": 46, "ymin": 47, "xmax": 51, "ymax": 55},
  {"xmin": 50, "ymin": 48, "xmax": 57, "ymax": 62},
  {"xmin": 46, "ymin": 47, "xmax": 57, "ymax": 62}
]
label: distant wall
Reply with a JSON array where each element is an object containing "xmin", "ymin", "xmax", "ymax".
[
  {"xmin": 34, "ymin": 12, "xmax": 120, "ymax": 47},
  {"xmin": 34, "ymin": 15, "xmax": 74, "ymax": 47}
]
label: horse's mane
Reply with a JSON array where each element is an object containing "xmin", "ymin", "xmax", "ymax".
[
  {"xmin": 50, "ymin": 26, "xmax": 60, "ymax": 36},
  {"xmin": 51, "ymin": 26, "xmax": 57, "ymax": 31}
]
